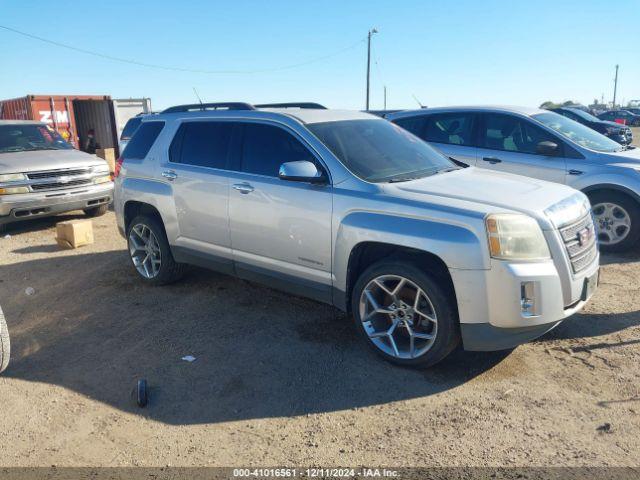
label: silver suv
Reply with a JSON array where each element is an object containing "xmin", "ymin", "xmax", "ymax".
[
  {"xmin": 114, "ymin": 102, "xmax": 599, "ymax": 367},
  {"xmin": 387, "ymin": 106, "xmax": 640, "ymax": 252},
  {"xmin": 0, "ymin": 120, "xmax": 113, "ymax": 232}
]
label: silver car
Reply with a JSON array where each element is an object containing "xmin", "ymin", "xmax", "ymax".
[
  {"xmin": 0, "ymin": 120, "xmax": 113, "ymax": 232},
  {"xmin": 387, "ymin": 106, "xmax": 640, "ymax": 252},
  {"xmin": 114, "ymin": 103, "xmax": 599, "ymax": 367}
]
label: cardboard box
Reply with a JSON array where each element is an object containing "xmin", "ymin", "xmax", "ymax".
[
  {"xmin": 56, "ymin": 219, "xmax": 94, "ymax": 249},
  {"xmin": 96, "ymin": 148, "xmax": 116, "ymax": 173}
]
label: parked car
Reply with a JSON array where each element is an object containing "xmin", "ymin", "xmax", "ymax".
[
  {"xmin": 549, "ymin": 107, "xmax": 633, "ymax": 145},
  {"xmin": 624, "ymin": 107, "xmax": 640, "ymax": 117},
  {"xmin": 0, "ymin": 120, "xmax": 113, "ymax": 232},
  {"xmin": 597, "ymin": 110, "xmax": 640, "ymax": 126},
  {"xmin": 114, "ymin": 102, "xmax": 599, "ymax": 367},
  {"xmin": 387, "ymin": 106, "xmax": 640, "ymax": 252}
]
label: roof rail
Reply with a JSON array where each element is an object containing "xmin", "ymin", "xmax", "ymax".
[
  {"xmin": 254, "ymin": 102, "xmax": 327, "ymax": 110},
  {"xmin": 162, "ymin": 102, "xmax": 256, "ymax": 113}
]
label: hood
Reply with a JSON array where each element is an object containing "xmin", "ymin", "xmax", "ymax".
[
  {"xmin": 383, "ymin": 167, "xmax": 580, "ymax": 221},
  {"xmin": 0, "ymin": 149, "xmax": 107, "ymax": 173},
  {"xmin": 598, "ymin": 146, "xmax": 640, "ymax": 164}
]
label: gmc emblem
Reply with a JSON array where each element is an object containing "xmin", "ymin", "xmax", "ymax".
[{"xmin": 577, "ymin": 227, "xmax": 593, "ymax": 246}]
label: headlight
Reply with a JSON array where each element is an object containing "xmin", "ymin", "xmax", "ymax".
[
  {"xmin": 0, "ymin": 186, "xmax": 29, "ymax": 195},
  {"xmin": 0, "ymin": 173, "xmax": 27, "ymax": 183},
  {"xmin": 93, "ymin": 175, "xmax": 112, "ymax": 184},
  {"xmin": 486, "ymin": 214, "xmax": 550, "ymax": 260}
]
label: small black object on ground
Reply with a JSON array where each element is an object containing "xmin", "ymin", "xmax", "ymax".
[{"xmin": 134, "ymin": 378, "xmax": 148, "ymax": 408}]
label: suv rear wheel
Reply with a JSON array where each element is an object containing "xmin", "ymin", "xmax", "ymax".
[
  {"xmin": 126, "ymin": 215, "xmax": 184, "ymax": 285},
  {"xmin": 351, "ymin": 260, "xmax": 460, "ymax": 367},
  {"xmin": 589, "ymin": 191, "xmax": 640, "ymax": 252}
]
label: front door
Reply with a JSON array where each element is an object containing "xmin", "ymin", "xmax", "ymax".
[
  {"xmin": 228, "ymin": 122, "xmax": 333, "ymax": 302},
  {"xmin": 476, "ymin": 113, "xmax": 567, "ymax": 184}
]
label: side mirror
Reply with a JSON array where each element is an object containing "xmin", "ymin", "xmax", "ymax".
[
  {"xmin": 278, "ymin": 161, "xmax": 326, "ymax": 184},
  {"xmin": 536, "ymin": 141, "xmax": 559, "ymax": 156}
]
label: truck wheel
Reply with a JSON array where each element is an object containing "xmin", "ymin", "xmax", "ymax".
[
  {"xmin": 351, "ymin": 260, "xmax": 460, "ymax": 367},
  {"xmin": 0, "ymin": 305, "xmax": 10, "ymax": 374},
  {"xmin": 84, "ymin": 204, "xmax": 109, "ymax": 217},
  {"xmin": 126, "ymin": 214, "xmax": 184, "ymax": 285},
  {"xmin": 589, "ymin": 191, "xmax": 640, "ymax": 253}
]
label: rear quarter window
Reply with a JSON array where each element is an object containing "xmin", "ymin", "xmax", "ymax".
[{"xmin": 122, "ymin": 121, "xmax": 165, "ymax": 160}]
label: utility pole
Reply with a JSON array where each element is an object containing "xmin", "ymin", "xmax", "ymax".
[
  {"xmin": 365, "ymin": 28, "xmax": 378, "ymax": 111},
  {"xmin": 613, "ymin": 64, "xmax": 619, "ymax": 108},
  {"xmin": 383, "ymin": 86, "xmax": 387, "ymax": 110}
]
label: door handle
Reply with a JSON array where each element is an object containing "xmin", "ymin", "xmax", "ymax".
[
  {"xmin": 162, "ymin": 170, "xmax": 178, "ymax": 181},
  {"xmin": 232, "ymin": 183, "xmax": 255, "ymax": 194},
  {"xmin": 482, "ymin": 157, "xmax": 502, "ymax": 164}
]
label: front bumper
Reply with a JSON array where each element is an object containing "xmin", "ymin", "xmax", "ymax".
[
  {"xmin": 450, "ymin": 255, "xmax": 599, "ymax": 351},
  {"xmin": 0, "ymin": 183, "xmax": 113, "ymax": 225}
]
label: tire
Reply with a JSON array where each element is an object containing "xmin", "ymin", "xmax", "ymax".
[
  {"xmin": 83, "ymin": 204, "xmax": 109, "ymax": 217},
  {"xmin": 588, "ymin": 191, "xmax": 640, "ymax": 253},
  {"xmin": 126, "ymin": 214, "xmax": 184, "ymax": 285},
  {"xmin": 0, "ymin": 305, "xmax": 10, "ymax": 374},
  {"xmin": 351, "ymin": 260, "xmax": 460, "ymax": 368}
]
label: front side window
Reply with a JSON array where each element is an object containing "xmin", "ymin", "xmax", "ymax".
[
  {"xmin": 532, "ymin": 112, "xmax": 622, "ymax": 153},
  {"xmin": 423, "ymin": 113, "xmax": 474, "ymax": 146},
  {"xmin": 481, "ymin": 114, "xmax": 558, "ymax": 155},
  {"xmin": 241, "ymin": 123, "xmax": 315, "ymax": 177},
  {"xmin": 308, "ymin": 119, "xmax": 454, "ymax": 183},
  {"xmin": 122, "ymin": 121, "xmax": 164, "ymax": 159},
  {"xmin": 170, "ymin": 121, "xmax": 234, "ymax": 169},
  {"xmin": 0, "ymin": 124, "xmax": 72, "ymax": 154}
]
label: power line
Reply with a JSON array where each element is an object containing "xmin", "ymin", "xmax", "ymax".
[{"xmin": 0, "ymin": 24, "xmax": 365, "ymax": 75}]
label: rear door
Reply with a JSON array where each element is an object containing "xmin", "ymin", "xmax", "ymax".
[
  {"xmin": 160, "ymin": 120, "xmax": 236, "ymax": 268},
  {"xmin": 227, "ymin": 121, "xmax": 333, "ymax": 302},
  {"xmin": 393, "ymin": 112, "xmax": 478, "ymax": 167},
  {"xmin": 475, "ymin": 113, "xmax": 567, "ymax": 183}
]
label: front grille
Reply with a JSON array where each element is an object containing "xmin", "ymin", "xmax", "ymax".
[
  {"xmin": 27, "ymin": 168, "xmax": 90, "ymax": 180},
  {"xmin": 31, "ymin": 179, "xmax": 92, "ymax": 191},
  {"xmin": 559, "ymin": 213, "xmax": 598, "ymax": 274}
]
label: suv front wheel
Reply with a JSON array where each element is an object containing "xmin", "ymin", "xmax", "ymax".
[
  {"xmin": 351, "ymin": 260, "xmax": 460, "ymax": 367},
  {"xmin": 126, "ymin": 215, "xmax": 184, "ymax": 285}
]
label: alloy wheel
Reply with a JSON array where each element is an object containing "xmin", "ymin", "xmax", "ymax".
[
  {"xmin": 592, "ymin": 202, "xmax": 631, "ymax": 245},
  {"xmin": 358, "ymin": 275, "xmax": 437, "ymax": 359},
  {"xmin": 128, "ymin": 223, "xmax": 162, "ymax": 279}
]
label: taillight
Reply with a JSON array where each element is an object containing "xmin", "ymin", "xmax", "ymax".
[{"xmin": 114, "ymin": 157, "xmax": 124, "ymax": 178}]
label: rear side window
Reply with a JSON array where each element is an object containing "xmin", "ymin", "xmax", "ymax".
[
  {"xmin": 423, "ymin": 113, "xmax": 474, "ymax": 146},
  {"xmin": 241, "ymin": 123, "xmax": 314, "ymax": 177},
  {"xmin": 169, "ymin": 121, "xmax": 234, "ymax": 169},
  {"xmin": 122, "ymin": 121, "xmax": 164, "ymax": 159},
  {"xmin": 392, "ymin": 116, "xmax": 428, "ymax": 138},
  {"xmin": 121, "ymin": 117, "xmax": 143, "ymax": 140}
]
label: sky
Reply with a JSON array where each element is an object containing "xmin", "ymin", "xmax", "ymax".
[{"xmin": 0, "ymin": 0, "xmax": 638, "ymax": 111}]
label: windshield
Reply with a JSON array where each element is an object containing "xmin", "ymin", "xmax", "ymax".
[
  {"xmin": 308, "ymin": 119, "xmax": 455, "ymax": 182},
  {"xmin": 532, "ymin": 112, "xmax": 623, "ymax": 153},
  {"xmin": 0, "ymin": 124, "xmax": 73, "ymax": 154},
  {"xmin": 567, "ymin": 109, "xmax": 600, "ymax": 123},
  {"xmin": 121, "ymin": 117, "xmax": 143, "ymax": 139}
]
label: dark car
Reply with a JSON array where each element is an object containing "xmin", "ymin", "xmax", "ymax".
[
  {"xmin": 598, "ymin": 110, "xmax": 640, "ymax": 127},
  {"xmin": 625, "ymin": 107, "xmax": 640, "ymax": 116},
  {"xmin": 550, "ymin": 107, "xmax": 633, "ymax": 145}
]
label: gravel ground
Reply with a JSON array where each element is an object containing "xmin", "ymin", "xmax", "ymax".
[{"xmin": 0, "ymin": 211, "xmax": 638, "ymax": 467}]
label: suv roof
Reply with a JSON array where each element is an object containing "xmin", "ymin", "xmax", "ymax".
[{"xmin": 154, "ymin": 102, "xmax": 375, "ymax": 125}]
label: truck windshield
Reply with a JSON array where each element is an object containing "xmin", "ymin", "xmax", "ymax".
[
  {"xmin": 308, "ymin": 119, "xmax": 454, "ymax": 182},
  {"xmin": 532, "ymin": 112, "xmax": 622, "ymax": 153},
  {"xmin": 0, "ymin": 124, "xmax": 73, "ymax": 154}
]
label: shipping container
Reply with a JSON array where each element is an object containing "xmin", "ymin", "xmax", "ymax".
[
  {"xmin": 0, "ymin": 94, "xmax": 118, "ymax": 154},
  {"xmin": 113, "ymin": 98, "xmax": 152, "ymax": 139}
]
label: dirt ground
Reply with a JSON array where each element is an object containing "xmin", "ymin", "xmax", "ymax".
[
  {"xmin": 0, "ymin": 211, "xmax": 638, "ymax": 468},
  {"xmin": 632, "ymin": 127, "xmax": 640, "ymax": 147}
]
